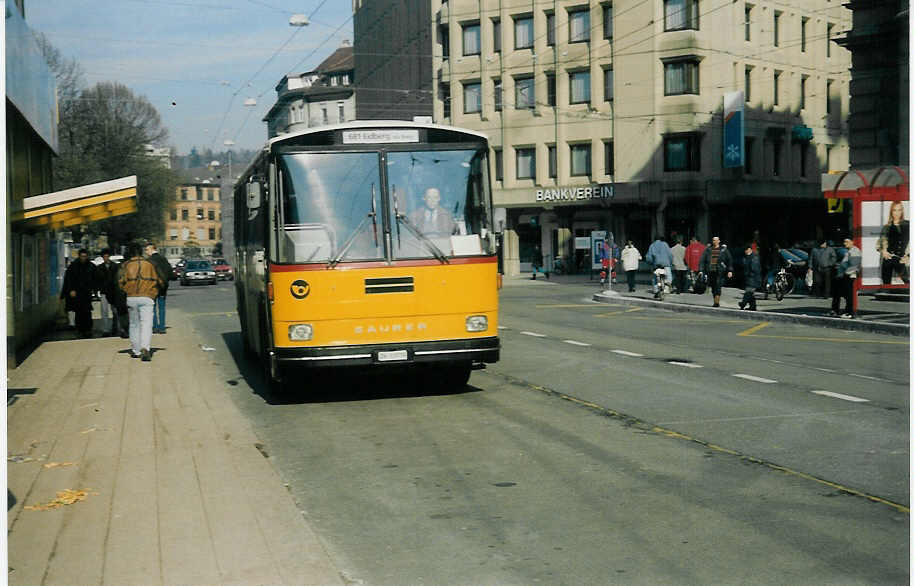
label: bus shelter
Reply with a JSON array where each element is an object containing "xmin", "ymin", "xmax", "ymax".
[{"xmin": 822, "ymin": 166, "xmax": 909, "ymax": 313}]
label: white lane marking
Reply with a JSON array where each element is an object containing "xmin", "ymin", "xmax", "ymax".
[
  {"xmin": 497, "ymin": 326, "xmax": 508, "ymax": 330},
  {"xmin": 669, "ymin": 361, "xmax": 703, "ymax": 368},
  {"xmin": 563, "ymin": 340, "xmax": 591, "ymax": 347},
  {"xmin": 814, "ymin": 367, "xmax": 837, "ymax": 373},
  {"xmin": 811, "ymin": 390, "xmax": 870, "ymax": 403},
  {"xmin": 612, "ymin": 350, "xmax": 644, "ymax": 357},
  {"xmin": 520, "ymin": 331, "xmax": 547, "ymax": 338},
  {"xmin": 848, "ymin": 373, "xmax": 891, "ymax": 383},
  {"xmin": 733, "ymin": 373, "xmax": 777, "ymax": 384}
]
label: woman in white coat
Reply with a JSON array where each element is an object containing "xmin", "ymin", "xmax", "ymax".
[{"xmin": 621, "ymin": 241, "xmax": 642, "ymax": 292}]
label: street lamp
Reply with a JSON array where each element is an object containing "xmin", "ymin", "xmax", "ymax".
[
  {"xmin": 289, "ymin": 14, "xmax": 310, "ymax": 27},
  {"xmin": 224, "ymin": 139, "xmax": 235, "ymax": 181}
]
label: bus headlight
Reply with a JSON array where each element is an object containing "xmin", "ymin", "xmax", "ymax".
[
  {"xmin": 288, "ymin": 324, "xmax": 313, "ymax": 341},
  {"xmin": 465, "ymin": 315, "xmax": 488, "ymax": 332}
]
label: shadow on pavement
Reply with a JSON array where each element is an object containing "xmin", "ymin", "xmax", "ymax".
[{"xmin": 220, "ymin": 331, "xmax": 481, "ymax": 406}]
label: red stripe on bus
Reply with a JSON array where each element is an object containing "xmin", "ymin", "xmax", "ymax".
[{"xmin": 269, "ymin": 257, "xmax": 497, "ymax": 272}]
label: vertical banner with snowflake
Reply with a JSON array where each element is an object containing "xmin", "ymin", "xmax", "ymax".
[{"xmin": 723, "ymin": 91, "xmax": 744, "ymax": 168}]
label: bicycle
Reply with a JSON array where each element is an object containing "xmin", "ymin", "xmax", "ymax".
[
  {"xmin": 767, "ymin": 267, "xmax": 796, "ymax": 301},
  {"xmin": 652, "ymin": 266, "xmax": 671, "ymax": 300}
]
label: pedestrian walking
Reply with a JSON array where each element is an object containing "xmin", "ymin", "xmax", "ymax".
[
  {"xmin": 60, "ymin": 248, "xmax": 97, "ymax": 338},
  {"xmin": 738, "ymin": 244, "xmax": 761, "ymax": 311},
  {"xmin": 145, "ymin": 241, "xmax": 174, "ymax": 334},
  {"xmin": 830, "ymin": 237, "xmax": 862, "ymax": 318},
  {"xmin": 620, "ymin": 240, "xmax": 642, "ymax": 292},
  {"xmin": 810, "ymin": 239, "xmax": 837, "ymax": 298},
  {"xmin": 699, "ymin": 236, "xmax": 733, "ymax": 307},
  {"xmin": 118, "ymin": 242, "xmax": 165, "ymax": 361},
  {"xmin": 645, "ymin": 236, "xmax": 673, "ymax": 297},
  {"xmin": 94, "ymin": 249, "xmax": 126, "ymax": 337},
  {"xmin": 685, "ymin": 235, "xmax": 705, "ymax": 291},
  {"xmin": 671, "ymin": 236, "xmax": 688, "ymax": 294},
  {"xmin": 530, "ymin": 244, "xmax": 549, "ymax": 280}
]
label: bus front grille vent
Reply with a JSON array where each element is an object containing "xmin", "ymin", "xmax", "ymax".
[{"xmin": 365, "ymin": 276, "xmax": 414, "ymax": 294}]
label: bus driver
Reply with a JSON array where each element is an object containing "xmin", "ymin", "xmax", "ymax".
[{"xmin": 410, "ymin": 187, "xmax": 456, "ymax": 237}]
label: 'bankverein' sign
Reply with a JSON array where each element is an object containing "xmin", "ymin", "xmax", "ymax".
[{"xmin": 535, "ymin": 184, "xmax": 613, "ymax": 202}]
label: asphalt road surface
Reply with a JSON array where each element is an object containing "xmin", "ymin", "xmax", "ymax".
[{"xmin": 167, "ymin": 278, "xmax": 909, "ymax": 585}]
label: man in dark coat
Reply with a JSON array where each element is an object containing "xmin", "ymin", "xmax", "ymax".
[
  {"xmin": 60, "ymin": 248, "xmax": 96, "ymax": 337},
  {"xmin": 95, "ymin": 248, "xmax": 127, "ymax": 337},
  {"xmin": 739, "ymin": 244, "xmax": 762, "ymax": 311},
  {"xmin": 145, "ymin": 242, "xmax": 174, "ymax": 334},
  {"xmin": 698, "ymin": 237, "xmax": 733, "ymax": 307}
]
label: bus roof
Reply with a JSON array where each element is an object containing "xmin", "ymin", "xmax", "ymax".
[{"xmin": 266, "ymin": 120, "xmax": 489, "ymax": 148}]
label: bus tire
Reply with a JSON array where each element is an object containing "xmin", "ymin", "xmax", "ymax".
[{"xmin": 443, "ymin": 362, "xmax": 472, "ymax": 391}]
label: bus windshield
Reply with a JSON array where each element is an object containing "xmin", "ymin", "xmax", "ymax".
[
  {"xmin": 387, "ymin": 148, "xmax": 494, "ymax": 260},
  {"xmin": 278, "ymin": 147, "xmax": 494, "ymax": 264},
  {"xmin": 279, "ymin": 152, "xmax": 384, "ymax": 263}
]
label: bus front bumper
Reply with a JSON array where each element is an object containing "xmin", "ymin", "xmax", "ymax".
[{"xmin": 272, "ymin": 336, "xmax": 499, "ymax": 368}]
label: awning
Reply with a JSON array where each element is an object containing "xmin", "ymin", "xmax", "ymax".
[{"xmin": 11, "ymin": 176, "xmax": 137, "ymax": 229}]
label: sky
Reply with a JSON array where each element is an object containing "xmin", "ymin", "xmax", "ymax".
[{"xmin": 26, "ymin": 0, "xmax": 355, "ymax": 155}]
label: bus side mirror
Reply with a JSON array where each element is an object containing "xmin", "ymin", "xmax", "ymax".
[{"xmin": 246, "ymin": 182, "xmax": 262, "ymax": 209}]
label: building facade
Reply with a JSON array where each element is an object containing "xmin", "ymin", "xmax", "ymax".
[
  {"xmin": 353, "ymin": 0, "xmax": 435, "ymax": 120},
  {"xmin": 162, "ymin": 171, "xmax": 224, "ymax": 261},
  {"xmin": 429, "ymin": 0, "xmax": 852, "ymax": 275},
  {"xmin": 264, "ymin": 41, "xmax": 355, "ymax": 138}
]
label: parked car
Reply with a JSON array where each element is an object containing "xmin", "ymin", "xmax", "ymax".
[
  {"xmin": 172, "ymin": 259, "xmax": 186, "ymax": 281},
  {"xmin": 180, "ymin": 259, "xmax": 216, "ymax": 286},
  {"xmin": 212, "ymin": 258, "xmax": 233, "ymax": 281}
]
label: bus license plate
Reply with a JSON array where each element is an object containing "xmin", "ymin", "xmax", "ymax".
[{"xmin": 377, "ymin": 350, "xmax": 408, "ymax": 362}]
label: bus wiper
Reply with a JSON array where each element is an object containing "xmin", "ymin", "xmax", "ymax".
[
  {"xmin": 394, "ymin": 211, "xmax": 450, "ymax": 264},
  {"xmin": 327, "ymin": 183, "xmax": 378, "ymax": 268}
]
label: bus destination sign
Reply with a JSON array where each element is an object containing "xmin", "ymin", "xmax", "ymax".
[{"xmin": 343, "ymin": 129, "xmax": 421, "ymax": 144}]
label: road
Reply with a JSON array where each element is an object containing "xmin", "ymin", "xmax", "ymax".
[{"xmin": 167, "ymin": 278, "xmax": 909, "ymax": 585}]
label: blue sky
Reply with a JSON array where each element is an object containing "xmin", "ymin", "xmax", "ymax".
[{"xmin": 26, "ymin": 0, "xmax": 355, "ymax": 155}]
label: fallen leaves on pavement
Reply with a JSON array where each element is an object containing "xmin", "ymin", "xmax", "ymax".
[
  {"xmin": 43, "ymin": 462, "xmax": 76, "ymax": 469},
  {"xmin": 24, "ymin": 489, "xmax": 95, "ymax": 511}
]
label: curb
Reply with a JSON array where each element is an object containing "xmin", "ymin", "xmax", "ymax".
[{"xmin": 592, "ymin": 291, "xmax": 910, "ymax": 337}]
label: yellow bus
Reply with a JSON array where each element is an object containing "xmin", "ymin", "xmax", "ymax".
[{"xmin": 234, "ymin": 121, "xmax": 500, "ymax": 390}]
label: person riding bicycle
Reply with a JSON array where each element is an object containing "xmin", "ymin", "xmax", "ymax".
[{"xmin": 645, "ymin": 236, "xmax": 673, "ymax": 299}]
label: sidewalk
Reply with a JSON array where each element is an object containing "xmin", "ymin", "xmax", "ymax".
[
  {"xmin": 6, "ymin": 309, "xmax": 344, "ymax": 585},
  {"xmin": 505, "ymin": 271, "xmax": 910, "ymax": 336}
]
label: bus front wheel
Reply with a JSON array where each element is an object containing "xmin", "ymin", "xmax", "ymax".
[{"xmin": 441, "ymin": 362, "xmax": 472, "ymax": 391}]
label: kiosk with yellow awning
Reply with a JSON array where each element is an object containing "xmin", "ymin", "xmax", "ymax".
[{"xmin": 11, "ymin": 175, "xmax": 138, "ymax": 229}]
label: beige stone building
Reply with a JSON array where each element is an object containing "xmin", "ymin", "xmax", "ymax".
[
  {"xmin": 431, "ymin": 0, "xmax": 852, "ymax": 274},
  {"xmin": 162, "ymin": 174, "xmax": 224, "ymax": 261}
]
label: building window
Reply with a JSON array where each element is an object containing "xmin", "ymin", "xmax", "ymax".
[
  {"xmin": 494, "ymin": 148, "xmax": 503, "ymax": 181},
  {"xmin": 197, "ymin": 228, "xmax": 206, "ymax": 241},
  {"xmin": 170, "ymin": 209, "xmax": 177, "ymax": 221},
  {"xmin": 196, "ymin": 208, "xmax": 204, "ymax": 220},
  {"xmin": 825, "ymin": 145, "xmax": 832, "ymax": 172},
  {"xmin": 773, "ymin": 70, "xmax": 781, "ymax": 105},
  {"xmin": 464, "ymin": 82, "xmax": 482, "ymax": 113},
  {"xmin": 169, "ymin": 229, "xmax": 178, "ymax": 240},
  {"xmin": 827, "ymin": 23, "xmax": 833, "ymax": 58},
  {"xmin": 744, "ymin": 137, "xmax": 754, "ymax": 174},
  {"xmin": 663, "ymin": 58, "xmax": 699, "ymax": 95},
  {"xmin": 546, "ymin": 73, "xmax": 556, "ymax": 106},
  {"xmin": 182, "ymin": 228, "xmax": 189, "ymax": 240},
  {"xmin": 664, "ymin": 133, "xmax": 701, "ymax": 171},
  {"xmin": 322, "ymin": 107, "xmax": 329, "ymax": 124},
  {"xmin": 569, "ymin": 70, "xmax": 591, "ymax": 104},
  {"xmin": 546, "ymin": 12, "xmax": 555, "ymax": 46},
  {"xmin": 745, "ymin": 5, "xmax": 752, "ymax": 41},
  {"xmin": 604, "ymin": 140, "xmax": 614, "ymax": 175},
  {"xmin": 180, "ymin": 188, "xmax": 188, "ymax": 200},
  {"xmin": 801, "ymin": 17, "xmax": 808, "ymax": 52},
  {"xmin": 604, "ymin": 68, "xmax": 613, "ymax": 101},
  {"xmin": 548, "ymin": 145, "xmax": 557, "ymax": 178},
  {"xmin": 516, "ymin": 147, "xmax": 536, "ymax": 179},
  {"xmin": 772, "ymin": 140, "xmax": 782, "ymax": 176},
  {"xmin": 603, "ymin": 4, "xmax": 613, "ymax": 39},
  {"xmin": 745, "ymin": 66, "xmax": 752, "ymax": 102},
  {"xmin": 494, "ymin": 79, "xmax": 502, "ymax": 111},
  {"xmin": 799, "ymin": 143, "xmax": 808, "ymax": 177},
  {"xmin": 664, "ymin": 0, "xmax": 698, "ymax": 31},
  {"xmin": 208, "ymin": 209, "xmax": 215, "ymax": 220},
  {"xmin": 463, "ymin": 22, "xmax": 480, "ymax": 55},
  {"xmin": 569, "ymin": 8, "xmax": 590, "ymax": 43},
  {"xmin": 493, "ymin": 18, "xmax": 501, "ymax": 53},
  {"xmin": 774, "ymin": 11, "xmax": 781, "ymax": 47},
  {"xmin": 800, "ymin": 75, "xmax": 807, "ymax": 110},
  {"xmin": 207, "ymin": 190, "xmax": 214, "ymax": 201},
  {"xmin": 181, "ymin": 208, "xmax": 188, "ymax": 221},
  {"xmin": 339, "ymin": 103, "xmax": 345, "ymax": 122},
  {"xmin": 441, "ymin": 83, "xmax": 451, "ymax": 118},
  {"xmin": 439, "ymin": 26, "xmax": 449, "ymax": 59},
  {"xmin": 570, "ymin": 143, "xmax": 592, "ymax": 176},
  {"xmin": 342, "ymin": 74, "xmax": 350, "ymax": 85},
  {"xmin": 514, "ymin": 15, "xmax": 533, "ymax": 49},
  {"xmin": 196, "ymin": 189, "xmax": 202, "ymax": 201},
  {"xmin": 209, "ymin": 228, "xmax": 216, "ymax": 240},
  {"xmin": 515, "ymin": 76, "xmax": 535, "ymax": 109}
]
